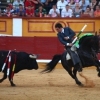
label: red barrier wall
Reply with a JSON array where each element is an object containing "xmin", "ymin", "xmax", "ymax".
[
  {"xmin": 0, "ymin": 36, "xmax": 64, "ymax": 59},
  {"xmin": 1, "ymin": 36, "xmax": 100, "ymax": 60}
]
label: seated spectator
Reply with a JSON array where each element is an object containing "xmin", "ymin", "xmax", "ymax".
[
  {"xmin": 94, "ymin": 5, "xmax": 100, "ymax": 17},
  {"xmin": 13, "ymin": 0, "xmax": 24, "ymax": 9},
  {"xmin": 15, "ymin": 4, "xmax": 26, "ymax": 16},
  {"xmin": 73, "ymin": 3, "xmax": 82, "ymax": 17},
  {"xmin": 90, "ymin": 0, "xmax": 100, "ymax": 11},
  {"xmin": 83, "ymin": 6, "xmax": 93, "ymax": 17},
  {"xmin": 57, "ymin": 0, "xmax": 68, "ymax": 11},
  {"xmin": 37, "ymin": 0, "xmax": 50, "ymax": 14},
  {"xmin": 25, "ymin": 0, "xmax": 38, "ymax": 10},
  {"xmin": 3, "ymin": 5, "xmax": 14, "ymax": 17},
  {"xmin": 68, "ymin": 0, "xmax": 76, "ymax": 10},
  {"xmin": 61, "ymin": 4, "xmax": 73, "ymax": 17},
  {"xmin": 26, "ymin": 5, "xmax": 35, "ymax": 17},
  {"xmin": 48, "ymin": 4, "xmax": 60, "ymax": 17},
  {"xmin": 79, "ymin": 0, "xmax": 90, "ymax": 13},
  {"xmin": 35, "ymin": 5, "xmax": 47, "ymax": 17}
]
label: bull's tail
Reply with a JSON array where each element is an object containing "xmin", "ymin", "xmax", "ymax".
[{"xmin": 41, "ymin": 54, "xmax": 61, "ymax": 73}]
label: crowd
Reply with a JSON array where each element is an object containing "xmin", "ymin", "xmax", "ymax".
[{"xmin": 0, "ymin": 0, "xmax": 100, "ymax": 18}]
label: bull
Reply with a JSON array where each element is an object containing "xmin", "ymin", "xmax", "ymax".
[{"xmin": 0, "ymin": 50, "xmax": 39, "ymax": 86}]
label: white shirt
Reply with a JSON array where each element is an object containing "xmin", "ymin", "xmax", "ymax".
[
  {"xmin": 61, "ymin": 28, "xmax": 64, "ymax": 33},
  {"xmin": 49, "ymin": 9, "xmax": 60, "ymax": 17},
  {"xmin": 57, "ymin": 0, "xmax": 68, "ymax": 10},
  {"xmin": 61, "ymin": 8, "xmax": 73, "ymax": 17}
]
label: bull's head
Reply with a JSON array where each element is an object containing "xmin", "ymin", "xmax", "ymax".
[{"xmin": 29, "ymin": 54, "xmax": 40, "ymax": 59}]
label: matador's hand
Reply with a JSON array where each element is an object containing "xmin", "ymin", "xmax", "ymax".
[
  {"xmin": 69, "ymin": 43, "xmax": 73, "ymax": 46},
  {"xmin": 64, "ymin": 37, "xmax": 69, "ymax": 40}
]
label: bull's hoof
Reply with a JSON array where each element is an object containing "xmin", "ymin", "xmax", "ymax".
[{"xmin": 11, "ymin": 84, "xmax": 16, "ymax": 87}]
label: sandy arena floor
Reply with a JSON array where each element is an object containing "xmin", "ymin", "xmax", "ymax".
[{"xmin": 0, "ymin": 67, "xmax": 100, "ymax": 100}]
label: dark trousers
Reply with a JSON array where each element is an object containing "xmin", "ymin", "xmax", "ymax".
[{"xmin": 65, "ymin": 46, "xmax": 81, "ymax": 65}]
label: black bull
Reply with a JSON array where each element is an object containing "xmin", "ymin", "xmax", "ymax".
[{"xmin": 0, "ymin": 50, "xmax": 39, "ymax": 86}]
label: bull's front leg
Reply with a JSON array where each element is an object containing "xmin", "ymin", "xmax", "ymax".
[
  {"xmin": 0, "ymin": 73, "xmax": 7, "ymax": 83},
  {"xmin": 8, "ymin": 76, "xmax": 16, "ymax": 86}
]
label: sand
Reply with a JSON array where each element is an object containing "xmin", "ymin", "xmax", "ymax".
[{"xmin": 0, "ymin": 68, "xmax": 100, "ymax": 100}]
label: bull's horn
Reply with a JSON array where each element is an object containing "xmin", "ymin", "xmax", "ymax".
[{"xmin": 29, "ymin": 54, "xmax": 37, "ymax": 59}]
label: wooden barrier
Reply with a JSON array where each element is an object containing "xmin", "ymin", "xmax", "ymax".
[
  {"xmin": 22, "ymin": 17, "xmax": 100, "ymax": 37},
  {"xmin": 0, "ymin": 17, "xmax": 100, "ymax": 36},
  {"xmin": 0, "ymin": 18, "xmax": 12, "ymax": 35}
]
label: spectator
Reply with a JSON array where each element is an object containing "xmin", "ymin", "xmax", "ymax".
[
  {"xmin": 57, "ymin": 0, "xmax": 68, "ymax": 10},
  {"xmin": 94, "ymin": 5, "xmax": 100, "ymax": 17},
  {"xmin": 26, "ymin": 5, "xmax": 35, "ymax": 17},
  {"xmin": 83, "ymin": 6, "xmax": 94, "ymax": 17},
  {"xmin": 68, "ymin": 0, "xmax": 76, "ymax": 10},
  {"xmin": 48, "ymin": 4, "xmax": 60, "ymax": 17},
  {"xmin": 90, "ymin": 0, "xmax": 100, "ymax": 11},
  {"xmin": 13, "ymin": 0, "xmax": 24, "ymax": 9},
  {"xmin": 61, "ymin": 4, "xmax": 73, "ymax": 17},
  {"xmin": 73, "ymin": 2, "xmax": 82, "ymax": 17},
  {"xmin": 79, "ymin": 0, "xmax": 90, "ymax": 13},
  {"xmin": 24, "ymin": 0, "xmax": 38, "ymax": 10},
  {"xmin": 8, "ymin": 3, "xmax": 13, "ymax": 9},
  {"xmin": 3, "ymin": 5, "xmax": 14, "ymax": 17},
  {"xmin": 35, "ymin": 5, "xmax": 47, "ymax": 17},
  {"xmin": 37, "ymin": 0, "xmax": 50, "ymax": 14},
  {"xmin": 15, "ymin": 4, "xmax": 26, "ymax": 16}
]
